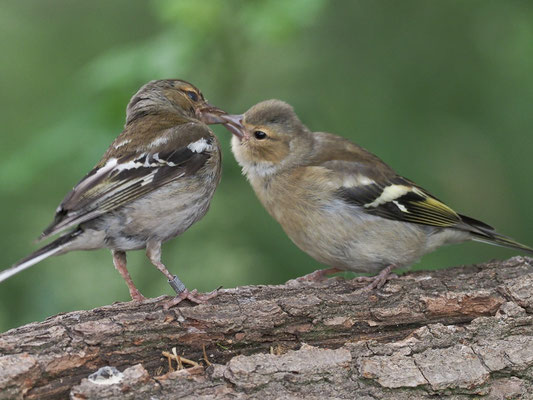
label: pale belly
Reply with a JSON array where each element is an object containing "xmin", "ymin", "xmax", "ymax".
[
  {"xmin": 275, "ymin": 200, "xmax": 468, "ymax": 274},
  {"xmin": 85, "ymin": 175, "xmax": 217, "ymax": 251}
]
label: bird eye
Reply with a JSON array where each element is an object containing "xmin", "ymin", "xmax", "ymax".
[
  {"xmin": 254, "ymin": 130, "xmax": 267, "ymax": 140},
  {"xmin": 185, "ymin": 91, "xmax": 198, "ymax": 102}
]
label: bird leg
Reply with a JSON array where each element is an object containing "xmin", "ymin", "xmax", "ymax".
[
  {"xmin": 145, "ymin": 240, "xmax": 219, "ymax": 308},
  {"xmin": 112, "ymin": 250, "xmax": 145, "ymax": 301},
  {"xmin": 146, "ymin": 240, "xmax": 175, "ymax": 281},
  {"xmin": 356, "ymin": 265, "xmax": 397, "ymax": 290},
  {"xmin": 289, "ymin": 267, "xmax": 342, "ymax": 283}
]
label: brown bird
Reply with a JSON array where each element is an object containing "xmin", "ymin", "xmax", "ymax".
[
  {"xmin": 1, "ymin": 79, "xmax": 225, "ymax": 306},
  {"xmin": 221, "ymin": 99, "xmax": 533, "ymax": 289}
]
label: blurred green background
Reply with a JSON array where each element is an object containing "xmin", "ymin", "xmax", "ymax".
[{"xmin": 1, "ymin": 0, "xmax": 532, "ymax": 332}]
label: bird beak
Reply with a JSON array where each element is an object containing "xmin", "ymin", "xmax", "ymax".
[
  {"xmin": 196, "ymin": 103, "xmax": 227, "ymax": 124},
  {"xmin": 219, "ymin": 114, "xmax": 245, "ymax": 140}
]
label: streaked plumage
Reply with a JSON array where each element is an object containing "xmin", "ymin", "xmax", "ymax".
[
  {"xmin": 1, "ymin": 79, "xmax": 225, "ymax": 305},
  {"xmin": 221, "ymin": 99, "xmax": 533, "ymax": 288}
]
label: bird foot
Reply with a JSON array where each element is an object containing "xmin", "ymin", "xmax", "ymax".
[
  {"xmin": 355, "ymin": 265, "xmax": 398, "ymax": 290},
  {"xmin": 130, "ymin": 292, "xmax": 147, "ymax": 302},
  {"xmin": 287, "ymin": 267, "xmax": 342, "ymax": 284},
  {"xmin": 163, "ymin": 288, "xmax": 219, "ymax": 309}
]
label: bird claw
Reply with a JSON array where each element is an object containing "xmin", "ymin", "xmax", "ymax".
[
  {"xmin": 130, "ymin": 292, "xmax": 147, "ymax": 302},
  {"xmin": 163, "ymin": 288, "xmax": 219, "ymax": 309},
  {"xmin": 356, "ymin": 266, "xmax": 398, "ymax": 290},
  {"xmin": 287, "ymin": 267, "xmax": 342, "ymax": 284}
]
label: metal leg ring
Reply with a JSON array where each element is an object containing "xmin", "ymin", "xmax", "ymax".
[{"xmin": 168, "ymin": 275, "xmax": 187, "ymax": 294}]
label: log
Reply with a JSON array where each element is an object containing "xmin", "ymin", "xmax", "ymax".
[{"xmin": 1, "ymin": 256, "xmax": 533, "ymax": 399}]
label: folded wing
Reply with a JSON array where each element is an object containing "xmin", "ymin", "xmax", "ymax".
[{"xmin": 41, "ymin": 123, "xmax": 216, "ymax": 239}]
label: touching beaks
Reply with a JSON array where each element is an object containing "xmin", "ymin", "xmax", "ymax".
[
  {"xmin": 196, "ymin": 107, "xmax": 246, "ymax": 140},
  {"xmin": 220, "ymin": 114, "xmax": 245, "ymax": 140},
  {"xmin": 196, "ymin": 103, "xmax": 227, "ymax": 124}
]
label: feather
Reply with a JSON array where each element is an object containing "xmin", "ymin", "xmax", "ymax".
[
  {"xmin": 40, "ymin": 124, "xmax": 215, "ymax": 240},
  {"xmin": 0, "ymin": 230, "xmax": 82, "ymax": 283}
]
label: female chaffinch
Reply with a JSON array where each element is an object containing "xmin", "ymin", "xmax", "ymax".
[
  {"xmin": 221, "ymin": 100, "xmax": 533, "ymax": 289},
  {"xmin": 1, "ymin": 79, "xmax": 226, "ymax": 306}
]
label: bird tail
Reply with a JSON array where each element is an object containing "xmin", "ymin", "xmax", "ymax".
[
  {"xmin": 0, "ymin": 229, "xmax": 81, "ymax": 284},
  {"xmin": 460, "ymin": 214, "xmax": 533, "ymax": 256}
]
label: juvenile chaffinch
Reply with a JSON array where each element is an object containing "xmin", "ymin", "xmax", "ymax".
[
  {"xmin": 0, "ymin": 79, "xmax": 226, "ymax": 306},
  {"xmin": 221, "ymin": 100, "xmax": 533, "ymax": 289}
]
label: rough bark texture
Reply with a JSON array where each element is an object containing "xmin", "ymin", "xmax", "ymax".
[{"xmin": 1, "ymin": 256, "xmax": 533, "ymax": 399}]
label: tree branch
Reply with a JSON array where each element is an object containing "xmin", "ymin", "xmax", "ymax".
[{"xmin": 1, "ymin": 256, "xmax": 533, "ymax": 399}]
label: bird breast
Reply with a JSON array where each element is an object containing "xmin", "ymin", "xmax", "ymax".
[
  {"xmin": 250, "ymin": 172, "xmax": 432, "ymax": 274},
  {"xmin": 94, "ymin": 155, "xmax": 220, "ymax": 251}
]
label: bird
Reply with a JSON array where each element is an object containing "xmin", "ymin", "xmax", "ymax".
[
  {"xmin": 1, "ymin": 79, "xmax": 227, "ymax": 307},
  {"xmin": 220, "ymin": 99, "xmax": 533, "ymax": 289}
]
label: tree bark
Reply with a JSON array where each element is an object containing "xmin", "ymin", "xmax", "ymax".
[{"xmin": 1, "ymin": 256, "xmax": 533, "ymax": 399}]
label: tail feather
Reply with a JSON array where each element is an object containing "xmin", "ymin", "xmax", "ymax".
[
  {"xmin": 471, "ymin": 233, "xmax": 533, "ymax": 255},
  {"xmin": 459, "ymin": 214, "xmax": 533, "ymax": 256},
  {"xmin": 0, "ymin": 230, "xmax": 81, "ymax": 284}
]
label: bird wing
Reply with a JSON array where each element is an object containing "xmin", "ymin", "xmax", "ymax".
[
  {"xmin": 40, "ymin": 123, "xmax": 217, "ymax": 240},
  {"xmin": 337, "ymin": 175, "xmax": 473, "ymax": 228},
  {"xmin": 332, "ymin": 164, "xmax": 533, "ymax": 252},
  {"xmin": 312, "ymin": 132, "xmax": 494, "ymax": 231}
]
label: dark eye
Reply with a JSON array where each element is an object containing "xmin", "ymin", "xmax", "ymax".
[
  {"xmin": 254, "ymin": 130, "xmax": 267, "ymax": 140},
  {"xmin": 185, "ymin": 91, "xmax": 198, "ymax": 102}
]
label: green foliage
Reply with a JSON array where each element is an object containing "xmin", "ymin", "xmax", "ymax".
[{"xmin": 1, "ymin": 0, "xmax": 533, "ymax": 331}]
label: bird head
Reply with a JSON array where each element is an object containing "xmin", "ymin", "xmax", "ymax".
[
  {"xmin": 220, "ymin": 100, "xmax": 311, "ymax": 177},
  {"xmin": 125, "ymin": 79, "xmax": 226, "ymax": 126}
]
